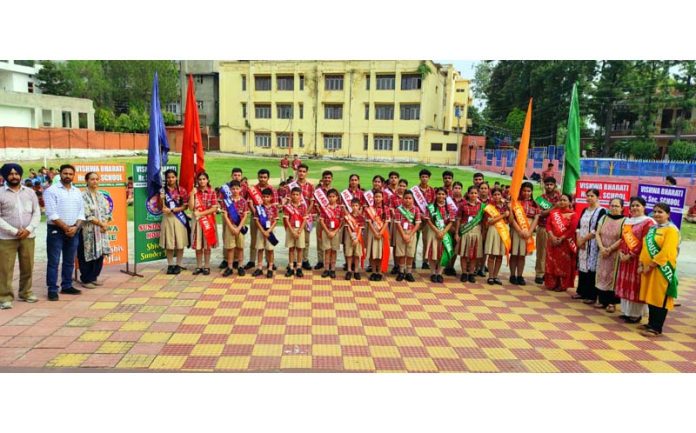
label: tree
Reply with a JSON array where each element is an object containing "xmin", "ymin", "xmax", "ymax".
[
  {"xmin": 102, "ymin": 61, "xmax": 179, "ymax": 114},
  {"xmin": 466, "ymin": 105, "xmax": 486, "ymax": 136},
  {"xmin": 629, "ymin": 61, "xmax": 671, "ymax": 140},
  {"xmin": 63, "ymin": 60, "xmax": 112, "ymax": 108},
  {"xmin": 629, "ymin": 139, "xmax": 658, "ymax": 159},
  {"xmin": 504, "ymin": 107, "xmax": 526, "ymax": 138},
  {"xmin": 672, "ymin": 61, "xmax": 696, "ymax": 140},
  {"xmin": 668, "ymin": 140, "xmax": 696, "ymax": 161},
  {"xmin": 35, "ymin": 60, "xmax": 69, "ymax": 96},
  {"xmin": 587, "ymin": 60, "xmax": 633, "ymax": 156},
  {"xmin": 472, "ymin": 61, "xmax": 494, "ymax": 100}
]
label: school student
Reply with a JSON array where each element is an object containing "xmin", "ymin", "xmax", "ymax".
[
  {"xmin": 456, "ymin": 186, "xmax": 484, "ymax": 283},
  {"xmin": 220, "ymin": 180, "xmax": 249, "ymax": 277},
  {"xmin": 388, "ymin": 178, "xmax": 408, "ymax": 275},
  {"xmin": 365, "ymin": 190, "xmax": 390, "ymax": 281},
  {"xmin": 423, "ymin": 188, "xmax": 456, "ymax": 283},
  {"xmin": 189, "ymin": 172, "xmax": 219, "ymax": 276},
  {"xmin": 393, "ymin": 190, "xmax": 421, "ymax": 282},
  {"xmin": 484, "ymin": 187, "xmax": 510, "ymax": 285},
  {"xmin": 344, "ymin": 198, "xmax": 365, "ymax": 280},
  {"xmin": 319, "ymin": 189, "xmax": 343, "ymax": 279},
  {"xmin": 509, "ymin": 182, "xmax": 540, "ymax": 285},
  {"xmin": 414, "ymin": 169, "xmax": 435, "ymax": 270},
  {"xmin": 252, "ymin": 188, "xmax": 279, "ymax": 278},
  {"xmin": 160, "ymin": 169, "xmax": 190, "ymax": 275},
  {"xmin": 284, "ymin": 187, "xmax": 308, "ymax": 278},
  {"xmin": 313, "ymin": 170, "xmax": 333, "ymax": 271}
]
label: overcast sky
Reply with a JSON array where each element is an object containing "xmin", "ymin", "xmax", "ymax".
[{"xmin": 442, "ymin": 60, "xmax": 478, "ymax": 80}]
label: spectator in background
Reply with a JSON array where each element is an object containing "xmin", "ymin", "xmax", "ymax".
[
  {"xmin": 292, "ymin": 154, "xmax": 302, "ymax": 178},
  {"xmin": 279, "ymin": 155, "xmax": 290, "ymax": 182},
  {"xmin": 542, "ymin": 163, "xmax": 555, "ymax": 181},
  {"xmin": 32, "ymin": 179, "xmax": 44, "ymax": 210},
  {"xmin": 28, "ymin": 168, "xmax": 37, "ymax": 179},
  {"xmin": 665, "ymin": 176, "xmax": 677, "ymax": 186},
  {"xmin": 126, "ymin": 176, "xmax": 134, "ymax": 206},
  {"xmin": 0, "ymin": 174, "xmax": 4, "ymax": 187},
  {"xmin": 685, "ymin": 200, "xmax": 696, "ymax": 223}
]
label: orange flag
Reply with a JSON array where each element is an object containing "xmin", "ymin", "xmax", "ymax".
[
  {"xmin": 510, "ymin": 99, "xmax": 535, "ymax": 254},
  {"xmin": 180, "ymin": 75, "xmax": 205, "ymax": 193}
]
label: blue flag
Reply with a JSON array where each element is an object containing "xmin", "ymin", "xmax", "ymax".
[{"xmin": 146, "ymin": 72, "xmax": 171, "ymax": 200}]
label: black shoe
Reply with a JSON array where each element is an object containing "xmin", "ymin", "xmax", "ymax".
[
  {"xmin": 444, "ymin": 267, "xmax": 457, "ymax": 277},
  {"xmin": 329, "ymin": 270, "xmax": 336, "ymax": 279},
  {"xmin": 202, "ymin": 268, "xmax": 211, "ymax": 276},
  {"xmin": 173, "ymin": 265, "xmax": 183, "ymax": 275},
  {"xmin": 272, "ymin": 264, "xmax": 277, "ymax": 271},
  {"xmin": 193, "ymin": 268, "xmax": 203, "ymax": 275},
  {"xmin": 430, "ymin": 274, "xmax": 437, "ymax": 282},
  {"xmin": 517, "ymin": 277, "xmax": 527, "ymax": 286},
  {"xmin": 369, "ymin": 273, "xmax": 377, "ymax": 281},
  {"xmin": 460, "ymin": 273, "xmax": 468, "ymax": 283},
  {"xmin": 314, "ymin": 262, "xmax": 324, "ymax": 270},
  {"xmin": 625, "ymin": 316, "xmax": 642, "ymax": 324},
  {"xmin": 421, "ymin": 262, "xmax": 430, "ymax": 270},
  {"xmin": 244, "ymin": 261, "xmax": 255, "ymax": 270},
  {"xmin": 223, "ymin": 268, "xmax": 234, "ymax": 277},
  {"xmin": 396, "ymin": 273, "xmax": 405, "ymax": 282},
  {"xmin": 252, "ymin": 269, "xmax": 263, "ymax": 277},
  {"xmin": 345, "ymin": 271, "xmax": 353, "ymax": 281},
  {"xmin": 238, "ymin": 267, "xmax": 246, "ymax": 277},
  {"xmin": 232, "ymin": 261, "xmax": 239, "ymax": 269},
  {"xmin": 219, "ymin": 260, "xmax": 228, "ymax": 269},
  {"xmin": 487, "ymin": 278, "xmax": 495, "ymax": 285},
  {"xmin": 296, "ymin": 268, "xmax": 304, "ymax": 278},
  {"xmin": 493, "ymin": 278, "xmax": 503, "ymax": 285},
  {"xmin": 301, "ymin": 261, "xmax": 312, "ymax": 270},
  {"xmin": 436, "ymin": 275, "xmax": 444, "ymax": 283},
  {"xmin": 266, "ymin": 270, "xmax": 273, "ymax": 279},
  {"xmin": 509, "ymin": 276, "xmax": 517, "ymax": 285},
  {"xmin": 534, "ymin": 276, "xmax": 544, "ymax": 284},
  {"xmin": 166, "ymin": 265, "xmax": 175, "ymax": 275},
  {"xmin": 48, "ymin": 292, "xmax": 59, "ymax": 301},
  {"xmin": 60, "ymin": 287, "xmax": 81, "ymax": 295},
  {"xmin": 468, "ymin": 274, "xmax": 476, "ymax": 283},
  {"xmin": 322, "ymin": 270, "xmax": 331, "ymax": 278},
  {"xmin": 476, "ymin": 269, "xmax": 486, "ymax": 277},
  {"xmin": 365, "ymin": 265, "xmax": 373, "ymax": 273},
  {"xmin": 285, "ymin": 268, "xmax": 294, "ymax": 277},
  {"xmin": 354, "ymin": 273, "xmax": 361, "ymax": 281},
  {"xmin": 391, "ymin": 265, "xmax": 400, "ymax": 275},
  {"xmin": 405, "ymin": 273, "xmax": 416, "ymax": 282}
]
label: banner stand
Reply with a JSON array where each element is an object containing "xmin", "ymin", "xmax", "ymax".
[{"xmin": 121, "ymin": 262, "xmax": 143, "ymax": 278}]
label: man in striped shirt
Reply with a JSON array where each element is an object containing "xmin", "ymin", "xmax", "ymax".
[{"xmin": 43, "ymin": 164, "xmax": 85, "ymax": 301}]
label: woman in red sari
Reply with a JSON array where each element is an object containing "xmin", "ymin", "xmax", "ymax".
[{"xmin": 544, "ymin": 193, "xmax": 579, "ymax": 292}]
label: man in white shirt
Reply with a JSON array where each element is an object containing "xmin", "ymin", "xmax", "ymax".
[
  {"xmin": 0, "ymin": 163, "xmax": 41, "ymax": 309},
  {"xmin": 43, "ymin": 164, "xmax": 85, "ymax": 301}
]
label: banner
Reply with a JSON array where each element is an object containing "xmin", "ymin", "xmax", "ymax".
[
  {"xmin": 133, "ymin": 163, "xmax": 178, "ymax": 264},
  {"xmin": 575, "ymin": 180, "xmax": 631, "ymax": 217},
  {"xmin": 637, "ymin": 183, "xmax": 687, "ymax": 229},
  {"xmin": 73, "ymin": 164, "xmax": 128, "ymax": 266}
]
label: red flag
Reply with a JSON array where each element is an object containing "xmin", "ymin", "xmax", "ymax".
[{"xmin": 180, "ymin": 74, "xmax": 205, "ymax": 193}]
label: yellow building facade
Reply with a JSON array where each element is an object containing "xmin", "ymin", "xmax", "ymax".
[{"xmin": 219, "ymin": 60, "xmax": 471, "ymax": 164}]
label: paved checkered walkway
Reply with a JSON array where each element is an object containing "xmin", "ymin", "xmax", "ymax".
[{"xmin": 1, "ymin": 265, "xmax": 695, "ymax": 372}]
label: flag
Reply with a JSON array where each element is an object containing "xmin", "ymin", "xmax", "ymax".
[
  {"xmin": 180, "ymin": 74, "xmax": 205, "ymax": 193},
  {"xmin": 563, "ymin": 82, "xmax": 581, "ymax": 196},
  {"xmin": 146, "ymin": 72, "xmax": 170, "ymax": 200},
  {"xmin": 510, "ymin": 98, "xmax": 533, "ymax": 202}
]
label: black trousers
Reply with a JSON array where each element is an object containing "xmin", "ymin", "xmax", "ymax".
[
  {"xmin": 577, "ymin": 271, "xmax": 597, "ymax": 301},
  {"xmin": 597, "ymin": 289, "xmax": 620, "ymax": 307},
  {"xmin": 77, "ymin": 235, "xmax": 105, "ymax": 284},
  {"xmin": 648, "ymin": 304, "xmax": 668, "ymax": 334}
]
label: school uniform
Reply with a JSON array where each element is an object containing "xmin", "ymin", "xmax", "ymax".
[
  {"xmin": 423, "ymin": 202, "xmax": 456, "ymax": 261},
  {"xmin": 320, "ymin": 204, "xmax": 343, "ymax": 251},
  {"xmin": 254, "ymin": 204, "xmax": 278, "ymax": 251},
  {"xmin": 284, "ymin": 202, "xmax": 308, "ymax": 248},
  {"xmin": 365, "ymin": 205, "xmax": 389, "ymax": 260},
  {"xmin": 343, "ymin": 213, "xmax": 365, "ymax": 258},
  {"xmin": 458, "ymin": 201, "xmax": 483, "ymax": 260},
  {"xmin": 392, "ymin": 205, "xmax": 421, "ymax": 258}
]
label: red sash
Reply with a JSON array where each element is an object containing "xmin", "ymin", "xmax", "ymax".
[
  {"xmin": 284, "ymin": 203, "xmax": 304, "ymax": 229},
  {"xmin": 196, "ymin": 191, "xmax": 217, "ymax": 247},
  {"xmin": 548, "ymin": 209, "xmax": 577, "ymax": 253},
  {"xmin": 364, "ymin": 190, "xmax": 374, "ymax": 207},
  {"xmin": 248, "ymin": 185, "xmax": 263, "ymax": 206},
  {"xmin": 341, "ymin": 189, "xmax": 354, "ymax": 211}
]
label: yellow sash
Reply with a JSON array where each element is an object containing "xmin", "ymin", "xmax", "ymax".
[
  {"xmin": 622, "ymin": 224, "xmax": 640, "ymax": 251},
  {"xmin": 511, "ymin": 201, "xmax": 535, "ymax": 254},
  {"xmin": 484, "ymin": 203, "xmax": 511, "ymax": 255}
]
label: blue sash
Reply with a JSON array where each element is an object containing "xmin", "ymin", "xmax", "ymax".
[
  {"xmin": 256, "ymin": 204, "xmax": 279, "ymax": 246},
  {"xmin": 221, "ymin": 184, "xmax": 248, "ymax": 235},
  {"xmin": 165, "ymin": 188, "xmax": 191, "ymax": 248}
]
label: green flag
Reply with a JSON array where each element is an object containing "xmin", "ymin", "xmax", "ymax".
[{"xmin": 562, "ymin": 82, "xmax": 581, "ymax": 196}]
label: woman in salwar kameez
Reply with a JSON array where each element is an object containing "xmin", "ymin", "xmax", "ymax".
[
  {"xmin": 594, "ymin": 198, "xmax": 625, "ymax": 313},
  {"xmin": 78, "ymin": 172, "xmax": 112, "ymax": 289}
]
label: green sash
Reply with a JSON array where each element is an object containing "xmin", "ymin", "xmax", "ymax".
[
  {"xmin": 535, "ymin": 196, "xmax": 553, "ymax": 211},
  {"xmin": 645, "ymin": 227, "xmax": 678, "ymax": 299},
  {"xmin": 459, "ymin": 206, "xmax": 484, "ymax": 236},
  {"xmin": 427, "ymin": 203, "xmax": 455, "ymax": 267},
  {"xmin": 397, "ymin": 205, "xmax": 415, "ymax": 224}
]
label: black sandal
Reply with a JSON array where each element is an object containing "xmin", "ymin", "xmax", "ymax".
[
  {"xmin": 487, "ymin": 278, "xmax": 495, "ymax": 285},
  {"xmin": 202, "ymin": 268, "xmax": 211, "ymax": 275},
  {"xmin": 193, "ymin": 268, "xmax": 203, "ymax": 275}
]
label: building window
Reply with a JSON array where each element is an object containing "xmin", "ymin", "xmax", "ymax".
[
  {"xmin": 42, "ymin": 109, "xmax": 52, "ymax": 127},
  {"xmin": 365, "ymin": 75, "xmax": 370, "ymax": 90},
  {"xmin": 299, "ymin": 75, "xmax": 304, "ymax": 90},
  {"xmin": 376, "ymin": 74, "xmax": 395, "ymax": 90},
  {"xmin": 255, "ymin": 133, "xmax": 271, "ymax": 148},
  {"xmin": 324, "ymin": 104, "xmax": 343, "ymax": 120},
  {"xmin": 324, "ymin": 134, "xmax": 342, "ymax": 151},
  {"xmin": 242, "ymin": 103, "xmax": 247, "ymax": 118},
  {"xmin": 446, "ymin": 143, "xmax": 457, "ymax": 151},
  {"xmin": 299, "ymin": 103, "xmax": 304, "ymax": 119},
  {"xmin": 325, "ymin": 75, "xmax": 344, "ymax": 91},
  {"xmin": 431, "ymin": 143, "xmax": 443, "ymax": 151},
  {"xmin": 27, "ymin": 81, "xmax": 34, "ymax": 93},
  {"xmin": 375, "ymin": 104, "xmax": 394, "ymax": 120},
  {"xmin": 277, "ymin": 133, "xmax": 292, "ymax": 148},
  {"xmin": 456, "ymin": 88, "xmax": 466, "ymax": 93},
  {"xmin": 197, "ymin": 100, "xmax": 204, "ymax": 110},
  {"xmin": 277, "ymin": 104, "xmax": 293, "ymax": 119},
  {"xmin": 399, "ymin": 136, "xmax": 419, "ymax": 152},
  {"xmin": 364, "ymin": 135, "xmax": 369, "ymax": 151},
  {"xmin": 255, "ymin": 75, "xmax": 271, "ymax": 91},
  {"xmin": 62, "ymin": 111, "xmax": 71, "ymax": 128},
  {"xmin": 195, "ymin": 75, "xmax": 204, "ymax": 84},
  {"xmin": 242, "ymin": 132, "xmax": 247, "ymax": 146},
  {"xmin": 166, "ymin": 103, "xmax": 179, "ymax": 114},
  {"xmin": 374, "ymin": 136, "xmax": 393, "ymax": 151},
  {"xmin": 401, "ymin": 74, "xmax": 422, "ymax": 90},
  {"xmin": 277, "ymin": 75, "xmax": 294, "ymax": 91},
  {"xmin": 298, "ymin": 133, "xmax": 304, "ymax": 148},
  {"xmin": 400, "ymin": 104, "xmax": 420, "ymax": 120},
  {"xmin": 242, "ymin": 75, "xmax": 246, "ymax": 91},
  {"xmin": 364, "ymin": 104, "xmax": 369, "ymax": 120},
  {"xmin": 255, "ymin": 104, "xmax": 271, "ymax": 119}
]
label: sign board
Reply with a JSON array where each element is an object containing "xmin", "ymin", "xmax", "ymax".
[
  {"xmin": 637, "ymin": 183, "xmax": 687, "ymax": 229},
  {"xmin": 132, "ymin": 163, "xmax": 178, "ymax": 264},
  {"xmin": 73, "ymin": 164, "xmax": 128, "ymax": 266},
  {"xmin": 575, "ymin": 180, "xmax": 632, "ymax": 217}
]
